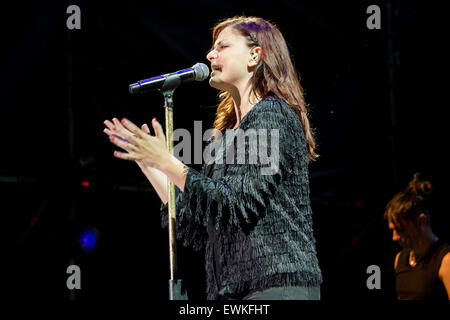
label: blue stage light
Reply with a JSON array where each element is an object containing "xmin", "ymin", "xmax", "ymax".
[{"xmin": 78, "ymin": 227, "xmax": 99, "ymax": 253}]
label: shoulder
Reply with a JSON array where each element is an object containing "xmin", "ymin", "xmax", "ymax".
[
  {"xmin": 395, "ymin": 249, "xmax": 410, "ymax": 271},
  {"xmin": 435, "ymin": 242, "xmax": 450, "ymax": 261},
  {"xmin": 438, "ymin": 244, "xmax": 450, "ymax": 267},
  {"xmin": 244, "ymin": 96, "xmax": 302, "ymax": 131},
  {"xmin": 441, "ymin": 251, "xmax": 450, "ymax": 264},
  {"xmin": 438, "ymin": 251, "xmax": 450, "ymax": 281},
  {"xmin": 254, "ymin": 96, "xmax": 298, "ymax": 117}
]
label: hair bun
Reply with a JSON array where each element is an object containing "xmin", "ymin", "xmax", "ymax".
[{"xmin": 407, "ymin": 172, "xmax": 433, "ymax": 197}]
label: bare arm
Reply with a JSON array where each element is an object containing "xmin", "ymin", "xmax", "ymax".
[
  {"xmin": 438, "ymin": 252, "xmax": 450, "ymax": 299},
  {"xmin": 137, "ymin": 162, "xmax": 168, "ymax": 204},
  {"xmin": 394, "ymin": 252, "xmax": 400, "ymax": 270}
]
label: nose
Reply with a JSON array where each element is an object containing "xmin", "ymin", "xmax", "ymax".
[
  {"xmin": 392, "ymin": 229, "xmax": 400, "ymax": 242},
  {"xmin": 207, "ymin": 49, "xmax": 217, "ymax": 61}
]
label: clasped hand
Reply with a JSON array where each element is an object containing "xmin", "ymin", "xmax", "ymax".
[{"xmin": 103, "ymin": 117, "xmax": 167, "ymax": 169}]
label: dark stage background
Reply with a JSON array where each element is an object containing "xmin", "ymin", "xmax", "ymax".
[{"xmin": 1, "ymin": 0, "xmax": 448, "ymax": 303}]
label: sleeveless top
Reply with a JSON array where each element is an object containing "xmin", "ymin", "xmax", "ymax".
[{"xmin": 395, "ymin": 241, "xmax": 450, "ymax": 300}]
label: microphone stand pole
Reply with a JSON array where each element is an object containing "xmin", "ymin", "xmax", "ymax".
[{"xmin": 160, "ymin": 75, "xmax": 187, "ymax": 300}]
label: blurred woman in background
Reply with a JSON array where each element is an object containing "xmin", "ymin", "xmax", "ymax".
[{"xmin": 385, "ymin": 173, "xmax": 450, "ymax": 299}]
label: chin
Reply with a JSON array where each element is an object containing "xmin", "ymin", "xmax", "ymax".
[
  {"xmin": 399, "ymin": 239, "xmax": 412, "ymax": 249},
  {"xmin": 209, "ymin": 77, "xmax": 227, "ymax": 91}
]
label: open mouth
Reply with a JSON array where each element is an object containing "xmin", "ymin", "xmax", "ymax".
[{"xmin": 211, "ymin": 64, "xmax": 223, "ymax": 72}]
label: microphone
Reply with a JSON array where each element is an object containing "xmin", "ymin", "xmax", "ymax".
[{"xmin": 129, "ymin": 63, "xmax": 209, "ymax": 94}]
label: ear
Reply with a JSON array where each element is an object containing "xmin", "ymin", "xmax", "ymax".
[
  {"xmin": 248, "ymin": 47, "xmax": 262, "ymax": 68},
  {"xmin": 417, "ymin": 213, "xmax": 429, "ymax": 227}
]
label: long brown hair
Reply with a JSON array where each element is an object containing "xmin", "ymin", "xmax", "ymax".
[
  {"xmin": 210, "ymin": 16, "xmax": 318, "ymax": 162},
  {"xmin": 384, "ymin": 173, "xmax": 433, "ymax": 228}
]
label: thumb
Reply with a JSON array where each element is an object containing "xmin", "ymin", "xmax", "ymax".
[{"xmin": 152, "ymin": 118, "xmax": 165, "ymax": 138}]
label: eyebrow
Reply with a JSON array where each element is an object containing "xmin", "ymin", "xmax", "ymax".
[{"xmin": 214, "ymin": 39, "xmax": 229, "ymax": 47}]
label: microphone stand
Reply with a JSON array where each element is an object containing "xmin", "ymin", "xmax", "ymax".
[{"xmin": 160, "ymin": 74, "xmax": 187, "ymax": 300}]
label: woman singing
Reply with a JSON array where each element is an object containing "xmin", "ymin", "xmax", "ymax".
[{"xmin": 104, "ymin": 16, "xmax": 322, "ymax": 300}]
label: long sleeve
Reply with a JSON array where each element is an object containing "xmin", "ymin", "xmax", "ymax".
[
  {"xmin": 160, "ymin": 97, "xmax": 321, "ymax": 299},
  {"xmin": 160, "ymin": 182, "xmax": 208, "ymax": 251},
  {"xmin": 180, "ymin": 99, "xmax": 308, "ymax": 234}
]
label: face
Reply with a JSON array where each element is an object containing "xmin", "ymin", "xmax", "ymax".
[
  {"xmin": 388, "ymin": 221, "xmax": 404, "ymax": 244},
  {"xmin": 206, "ymin": 26, "xmax": 257, "ymax": 91},
  {"xmin": 388, "ymin": 219, "xmax": 419, "ymax": 249}
]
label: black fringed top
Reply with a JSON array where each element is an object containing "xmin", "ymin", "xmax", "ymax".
[{"xmin": 161, "ymin": 96, "xmax": 322, "ymax": 300}]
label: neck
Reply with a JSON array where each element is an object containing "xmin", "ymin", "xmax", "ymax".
[
  {"xmin": 410, "ymin": 229, "xmax": 438, "ymax": 261},
  {"xmin": 229, "ymin": 79, "xmax": 260, "ymax": 129}
]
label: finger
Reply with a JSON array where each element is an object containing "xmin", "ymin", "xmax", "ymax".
[
  {"xmin": 113, "ymin": 151, "xmax": 139, "ymax": 161},
  {"xmin": 112, "ymin": 118, "xmax": 139, "ymax": 143},
  {"xmin": 104, "ymin": 128, "xmax": 123, "ymax": 137},
  {"xmin": 109, "ymin": 135, "xmax": 137, "ymax": 152},
  {"xmin": 104, "ymin": 128, "xmax": 135, "ymax": 146},
  {"xmin": 152, "ymin": 118, "xmax": 165, "ymax": 138},
  {"xmin": 103, "ymin": 128, "xmax": 114, "ymax": 136},
  {"xmin": 104, "ymin": 120, "xmax": 116, "ymax": 131},
  {"xmin": 141, "ymin": 123, "xmax": 150, "ymax": 134},
  {"xmin": 112, "ymin": 118, "xmax": 140, "ymax": 143},
  {"xmin": 112, "ymin": 118, "xmax": 129, "ymax": 135},
  {"xmin": 121, "ymin": 118, "xmax": 145, "ymax": 138}
]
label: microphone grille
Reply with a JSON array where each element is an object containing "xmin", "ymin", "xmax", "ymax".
[{"xmin": 192, "ymin": 63, "xmax": 210, "ymax": 81}]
